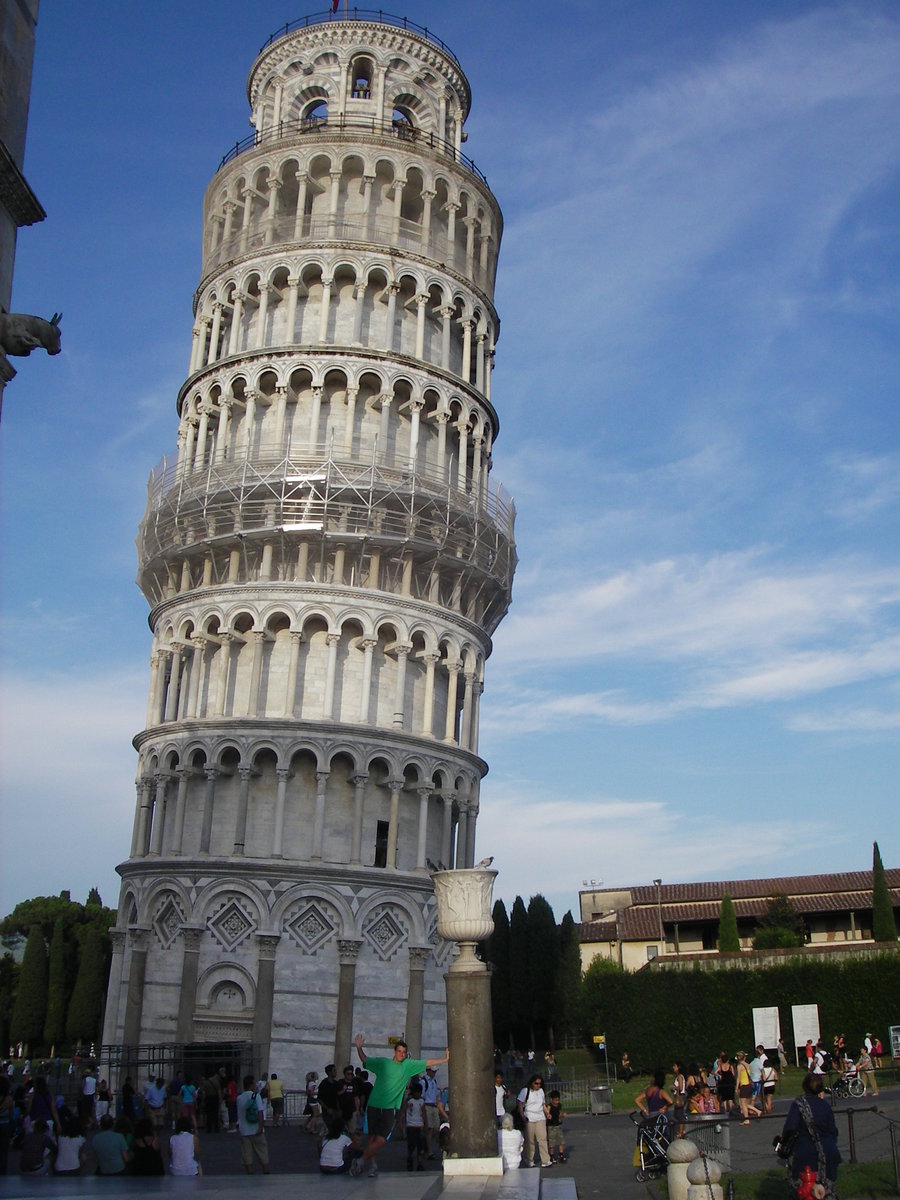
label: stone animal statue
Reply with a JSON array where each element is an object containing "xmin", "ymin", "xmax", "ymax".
[{"xmin": 0, "ymin": 311, "xmax": 62, "ymax": 358}]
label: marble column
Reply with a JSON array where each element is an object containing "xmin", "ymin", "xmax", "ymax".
[
  {"xmin": 176, "ymin": 927, "xmax": 204, "ymax": 1044},
  {"xmin": 121, "ymin": 927, "xmax": 151, "ymax": 1047},
  {"xmin": 272, "ymin": 767, "xmax": 290, "ymax": 858},
  {"xmin": 252, "ymin": 934, "xmax": 281, "ymax": 1076},
  {"xmin": 233, "ymin": 764, "xmax": 254, "ymax": 855},
  {"xmin": 386, "ymin": 777, "xmax": 403, "ymax": 869},
  {"xmin": 101, "ymin": 929, "xmax": 127, "ymax": 1047},
  {"xmin": 333, "ymin": 938, "xmax": 362, "ymax": 1068},
  {"xmin": 199, "ymin": 767, "xmax": 219, "ymax": 854},
  {"xmin": 350, "ymin": 774, "xmax": 367, "ymax": 865},
  {"xmin": 405, "ymin": 946, "xmax": 431, "ymax": 1057},
  {"xmin": 312, "ymin": 770, "xmax": 329, "ymax": 860}
]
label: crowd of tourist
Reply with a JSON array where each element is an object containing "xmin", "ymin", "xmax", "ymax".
[{"xmin": 0, "ymin": 1028, "xmax": 889, "ymax": 1183}]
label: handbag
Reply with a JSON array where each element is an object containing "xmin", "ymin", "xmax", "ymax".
[{"xmin": 773, "ymin": 1130, "xmax": 797, "ymax": 1159}]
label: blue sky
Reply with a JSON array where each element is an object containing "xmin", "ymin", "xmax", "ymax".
[{"xmin": 1, "ymin": 1, "xmax": 897, "ymax": 922}]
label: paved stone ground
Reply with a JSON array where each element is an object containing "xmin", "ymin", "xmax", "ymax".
[{"xmin": 2, "ymin": 1085, "xmax": 897, "ymax": 1199}]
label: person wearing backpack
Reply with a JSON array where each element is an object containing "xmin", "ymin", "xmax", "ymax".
[{"xmin": 236, "ymin": 1075, "xmax": 270, "ymax": 1174}]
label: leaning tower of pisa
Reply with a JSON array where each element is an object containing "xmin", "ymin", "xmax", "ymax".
[{"xmin": 102, "ymin": 13, "xmax": 515, "ymax": 1079}]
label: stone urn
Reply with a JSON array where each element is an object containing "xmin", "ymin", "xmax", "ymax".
[{"xmin": 431, "ymin": 869, "xmax": 497, "ymax": 969}]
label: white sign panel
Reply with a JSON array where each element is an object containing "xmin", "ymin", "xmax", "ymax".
[
  {"xmin": 752, "ymin": 1006, "xmax": 781, "ymax": 1049},
  {"xmin": 792, "ymin": 1004, "xmax": 820, "ymax": 1065}
]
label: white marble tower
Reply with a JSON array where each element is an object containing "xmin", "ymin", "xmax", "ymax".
[{"xmin": 102, "ymin": 13, "xmax": 515, "ymax": 1079}]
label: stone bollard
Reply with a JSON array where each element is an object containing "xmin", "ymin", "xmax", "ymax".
[
  {"xmin": 687, "ymin": 1154, "xmax": 724, "ymax": 1200},
  {"xmin": 667, "ymin": 1137, "xmax": 699, "ymax": 1200}
]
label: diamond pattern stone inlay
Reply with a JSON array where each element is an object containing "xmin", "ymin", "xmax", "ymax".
[
  {"xmin": 208, "ymin": 899, "xmax": 254, "ymax": 950},
  {"xmin": 285, "ymin": 903, "xmax": 336, "ymax": 954},
  {"xmin": 153, "ymin": 896, "xmax": 184, "ymax": 948},
  {"xmin": 364, "ymin": 909, "xmax": 407, "ymax": 961}
]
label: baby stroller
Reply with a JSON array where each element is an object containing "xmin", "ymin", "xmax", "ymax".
[{"xmin": 630, "ymin": 1110, "xmax": 671, "ymax": 1181}]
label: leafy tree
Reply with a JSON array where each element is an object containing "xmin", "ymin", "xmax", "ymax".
[
  {"xmin": 10, "ymin": 925, "xmax": 48, "ymax": 1049},
  {"xmin": 86, "ymin": 887, "xmax": 103, "ymax": 908},
  {"xmin": 508, "ymin": 896, "xmax": 530, "ymax": 1048},
  {"xmin": 872, "ymin": 842, "xmax": 897, "ymax": 942},
  {"xmin": 554, "ymin": 911, "xmax": 584, "ymax": 1045},
  {"xmin": 527, "ymin": 895, "xmax": 559, "ymax": 1049},
  {"xmin": 486, "ymin": 899, "xmax": 511, "ymax": 1049},
  {"xmin": 752, "ymin": 893, "xmax": 805, "ymax": 950},
  {"xmin": 43, "ymin": 918, "xmax": 67, "ymax": 1048},
  {"xmin": 717, "ymin": 893, "xmax": 741, "ymax": 952},
  {"xmin": 66, "ymin": 928, "xmax": 108, "ymax": 1045}
]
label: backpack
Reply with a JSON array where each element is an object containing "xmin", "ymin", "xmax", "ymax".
[{"xmin": 244, "ymin": 1093, "xmax": 259, "ymax": 1126}]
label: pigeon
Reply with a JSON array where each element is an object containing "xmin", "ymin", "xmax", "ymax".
[
  {"xmin": 426, "ymin": 858, "xmax": 447, "ymax": 872},
  {"xmin": 475, "ymin": 856, "xmax": 494, "ymax": 869}
]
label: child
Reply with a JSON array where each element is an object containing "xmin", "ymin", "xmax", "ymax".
[
  {"xmin": 319, "ymin": 1116, "xmax": 358, "ymax": 1173},
  {"xmin": 546, "ymin": 1090, "xmax": 567, "ymax": 1163},
  {"xmin": 405, "ymin": 1082, "xmax": 426, "ymax": 1171},
  {"xmin": 303, "ymin": 1071, "xmax": 320, "ymax": 1134}
]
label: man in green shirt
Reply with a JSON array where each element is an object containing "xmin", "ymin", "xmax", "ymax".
[{"xmin": 350, "ymin": 1032, "xmax": 449, "ymax": 1177}]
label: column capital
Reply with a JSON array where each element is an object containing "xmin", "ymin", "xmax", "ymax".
[
  {"xmin": 337, "ymin": 938, "xmax": 363, "ymax": 965},
  {"xmin": 408, "ymin": 945, "xmax": 431, "ymax": 971},
  {"xmin": 256, "ymin": 933, "xmax": 281, "ymax": 961},
  {"xmin": 109, "ymin": 928, "xmax": 127, "ymax": 950},
  {"xmin": 276, "ymin": 767, "xmax": 292, "ymax": 783},
  {"xmin": 204, "ymin": 765, "xmax": 221, "ymax": 782},
  {"xmin": 325, "ymin": 632, "xmax": 341, "ymax": 647},
  {"xmin": 181, "ymin": 926, "xmax": 204, "ymax": 953},
  {"xmin": 128, "ymin": 925, "xmax": 152, "ymax": 952},
  {"xmin": 316, "ymin": 769, "xmax": 331, "ymax": 787},
  {"xmin": 351, "ymin": 772, "xmax": 369, "ymax": 788}
]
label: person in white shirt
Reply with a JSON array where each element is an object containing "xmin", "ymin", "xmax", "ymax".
[
  {"xmin": 498, "ymin": 1112, "xmax": 523, "ymax": 1171},
  {"xmin": 516, "ymin": 1074, "xmax": 552, "ymax": 1168},
  {"xmin": 319, "ymin": 1116, "xmax": 358, "ymax": 1173}
]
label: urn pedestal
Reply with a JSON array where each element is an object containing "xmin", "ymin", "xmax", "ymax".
[{"xmin": 432, "ymin": 869, "xmax": 503, "ymax": 1176}]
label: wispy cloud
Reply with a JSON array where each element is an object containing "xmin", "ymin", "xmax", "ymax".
[{"xmin": 478, "ymin": 785, "xmax": 820, "ymax": 911}]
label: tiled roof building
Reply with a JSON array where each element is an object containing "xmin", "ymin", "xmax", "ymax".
[{"xmin": 578, "ymin": 871, "xmax": 900, "ymax": 972}]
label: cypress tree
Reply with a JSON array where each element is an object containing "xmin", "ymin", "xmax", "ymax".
[
  {"xmin": 717, "ymin": 893, "xmax": 740, "ymax": 952},
  {"xmin": 508, "ymin": 896, "xmax": 530, "ymax": 1048},
  {"xmin": 486, "ymin": 899, "xmax": 511, "ymax": 1049},
  {"xmin": 10, "ymin": 925, "xmax": 48, "ymax": 1050},
  {"xmin": 527, "ymin": 895, "xmax": 559, "ymax": 1049},
  {"xmin": 872, "ymin": 841, "xmax": 897, "ymax": 942},
  {"xmin": 43, "ymin": 918, "xmax": 67, "ymax": 1048},
  {"xmin": 554, "ymin": 911, "xmax": 584, "ymax": 1045},
  {"xmin": 66, "ymin": 929, "xmax": 108, "ymax": 1045}
]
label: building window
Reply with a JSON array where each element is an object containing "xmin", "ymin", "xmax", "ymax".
[
  {"xmin": 373, "ymin": 820, "xmax": 389, "ymax": 868},
  {"xmin": 647, "ymin": 945, "xmax": 658, "ymax": 961}
]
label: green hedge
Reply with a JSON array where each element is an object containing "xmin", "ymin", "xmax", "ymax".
[{"xmin": 581, "ymin": 951, "xmax": 900, "ymax": 1066}]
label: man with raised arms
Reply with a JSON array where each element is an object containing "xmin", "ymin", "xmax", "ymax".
[{"xmin": 350, "ymin": 1033, "xmax": 449, "ymax": 1177}]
